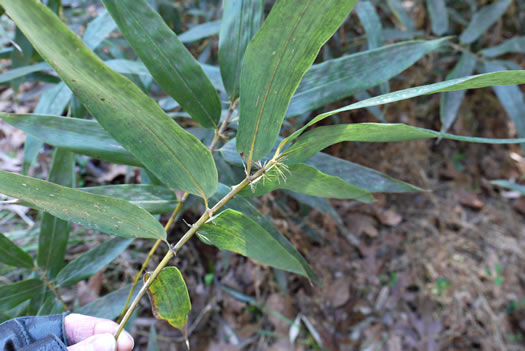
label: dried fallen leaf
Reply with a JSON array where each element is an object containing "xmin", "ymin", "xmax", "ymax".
[
  {"xmin": 458, "ymin": 190, "xmax": 484, "ymax": 210},
  {"xmin": 324, "ymin": 278, "xmax": 351, "ymax": 308}
]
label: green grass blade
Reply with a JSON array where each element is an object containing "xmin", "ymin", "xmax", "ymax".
[
  {"xmin": 1, "ymin": 0, "xmax": 218, "ymax": 198},
  {"xmin": 0, "ymin": 232, "xmax": 34, "ymax": 269},
  {"xmin": 219, "ymin": 0, "xmax": 263, "ymax": 99},
  {"xmin": 236, "ymin": 0, "xmax": 359, "ymax": 165},
  {"xmin": 102, "ymin": 0, "xmax": 221, "ymax": 129},
  {"xmin": 0, "ymin": 170, "xmax": 166, "ymax": 240},
  {"xmin": 459, "ymin": 0, "xmax": 511, "ymax": 44}
]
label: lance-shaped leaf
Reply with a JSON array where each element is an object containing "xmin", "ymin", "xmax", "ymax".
[
  {"xmin": 484, "ymin": 61, "xmax": 525, "ymax": 152},
  {"xmin": 0, "ymin": 62, "xmax": 49, "ymax": 84},
  {"xmin": 0, "ymin": 171, "xmax": 166, "ymax": 240},
  {"xmin": 283, "ymin": 123, "xmax": 525, "ymax": 165},
  {"xmin": 425, "ymin": 0, "xmax": 448, "ymax": 35},
  {"xmin": 209, "ymin": 184, "xmax": 319, "ymax": 284},
  {"xmin": 147, "ymin": 325, "xmax": 160, "ymax": 351},
  {"xmin": 37, "ymin": 149, "xmax": 75, "ymax": 278},
  {"xmin": 492, "ymin": 180, "xmax": 525, "ymax": 195},
  {"xmin": 1, "ymin": 0, "xmax": 217, "ymax": 198},
  {"xmin": 283, "ymin": 70, "xmax": 525, "ymax": 144},
  {"xmin": 440, "ymin": 51, "xmax": 477, "ymax": 133},
  {"xmin": 238, "ymin": 164, "xmax": 374, "ymax": 202},
  {"xmin": 459, "ymin": 0, "xmax": 511, "ymax": 44},
  {"xmin": 286, "ymin": 38, "xmax": 449, "ymax": 118},
  {"xmin": 145, "ymin": 267, "xmax": 191, "ymax": 329},
  {"xmin": 386, "ymin": 0, "xmax": 415, "ymax": 31},
  {"xmin": 0, "ymin": 113, "xmax": 141, "ymax": 166},
  {"xmin": 481, "ymin": 37, "xmax": 525, "ymax": 57},
  {"xmin": 236, "ymin": 0, "xmax": 359, "ymax": 165},
  {"xmin": 81, "ymin": 185, "xmax": 177, "ymax": 214},
  {"xmin": 102, "ymin": 0, "xmax": 221, "ymax": 129},
  {"xmin": 178, "ymin": 20, "xmax": 221, "ymax": 43},
  {"xmin": 198, "ymin": 209, "xmax": 318, "ymax": 275},
  {"xmin": 0, "ymin": 279, "xmax": 44, "ymax": 311},
  {"xmin": 219, "ymin": 0, "xmax": 263, "ymax": 99},
  {"xmin": 0, "ymin": 232, "xmax": 34, "ymax": 269},
  {"xmin": 307, "ymin": 152, "xmax": 422, "ymax": 193},
  {"xmin": 56, "ymin": 238, "xmax": 133, "ymax": 287},
  {"xmin": 77, "ymin": 282, "xmax": 143, "ymax": 320}
]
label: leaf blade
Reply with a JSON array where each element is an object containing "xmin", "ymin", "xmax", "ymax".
[
  {"xmin": 0, "ymin": 279, "xmax": 44, "ymax": 311},
  {"xmin": 459, "ymin": 0, "xmax": 511, "ymax": 44},
  {"xmin": 0, "ymin": 232, "xmax": 34, "ymax": 269},
  {"xmin": 236, "ymin": 0, "xmax": 359, "ymax": 164},
  {"xmin": 1, "ymin": 0, "xmax": 217, "ymax": 198},
  {"xmin": 0, "ymin": 170, "xmax": 166, "ymax": 240}
]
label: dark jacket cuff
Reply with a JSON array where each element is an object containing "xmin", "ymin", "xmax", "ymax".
[{"xmin": 0, "ymin": 313, "xmax": 68, "ymax": 350}]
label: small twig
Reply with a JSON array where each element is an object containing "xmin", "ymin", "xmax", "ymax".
[{"xmin": 33, "ymin": 266, "xmax": 69, "ymax": 312}]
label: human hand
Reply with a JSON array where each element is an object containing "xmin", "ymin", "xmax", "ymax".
[{"xmin": 65, "ymin": 314, "xmax": 134, "ymax": 351}]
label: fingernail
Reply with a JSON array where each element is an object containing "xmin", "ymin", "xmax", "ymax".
[
  {"xmin": 92, "ymin": 334, "xmax": 117, "ymax": 351},
  {"xmin": 117, "ymin": 330, "xmax": 135, "ymax": 350}
]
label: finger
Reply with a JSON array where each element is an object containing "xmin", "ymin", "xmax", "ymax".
[
  {"xmin": 65, "ymin": 314, "xmax": 134, "ymax": 351},
  {"xmin": 67, "ymin": 334, "xmax": 116, "ymax": 351}
]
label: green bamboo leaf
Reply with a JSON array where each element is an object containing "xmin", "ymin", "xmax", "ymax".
[
  {"xmin": 147, "ymin": 325, "xmax": 160, "ymax": 351},
  {"xmin": 145, "ymin": 267, "xmax": 191, "ymax": 329},
  {"xmin": 102, "ymin": 0, "xmax": 221, "ymax": 129},
  {"xmin": 284, "ymin": 123, "xmax": 525, "ymax": 165},
  {"xmin": 425, "ymin": 0, "xmax": 449, "ymax": 35},
  {"xmin": 0, "ymin": 113, "xmax": 141, "ymax": 166},
  {"xmin": 307, "ymin": 152, "xmax": 422, "ymax": 193},
  {"xmin": 82, "ymin": 10, "xmax": 117, "ymax": 51},
  {"xmin": 0, "ymin": 170, "xmax": 166, "ymax": 240},
  {"xmin": 209, "ymin": 184, "xmax": 319, "ymax": 284},
  {"xmin": 440, "ymin": 51, "xmax": 477, "ymax": 133},
  {"xmin": 37, "ymin": 149, "xmax": 75, "ymax": 278},
  {"xmin": 56, "ymin": 238, "xmax": 133, "ymax": 287},
  {"xmin": 1, "ymin": 0, "xmax": 217, "ymax": 198},
  {"xmin": 386, "ymin": 0, "xmax": 415, "ymax": 31},
  {"xmin": 0, "ymin": 232, "xmax": 34, "ymax": 269},
  {"xmin": 219, "ymin": 0, "xmax": 263, "ymax": 99},
  {"xmin": 81, "ymin": 185, "xmax": 177, "ymax": 214},
  {"xmin": 484, "ymin": 61, "xmax": 525, "ymax": 152},
  {"xmin": 238, "ymin": 164, "xmax": 374, "ymax": 202},
  {"xmin": 236, "ymin": 0, "xmax": 359, "ymax": 165},
  {"xmin": 77, "ymin": 283, "xmax": 143, "ymax": 320},
  {"xmin": 198, "ymin": 209, "xmax": 317, "ymax": 276},
  {"xmin": 459, "ymin": 0, "xmax": 511, "ymax": 44},
  {"xmin": 0, "ymin": 279, "xmax": 44, "ymax": 311},
  {"xmin": 481, "ymin": 37, "xmax": 525, "ymax": 58},
  {"xmin": 491, "ymin": 180, "xmax": 525, "ymax": 195},
  {"xmin": 0, "ymin": 62, "xmax": 49, "ymax": 84},
  {"xmin": 37, "ymin": 296, "xmax": 65, "ymax": 316},
  {"xmin": 284, "ymin": 70, "xmax": 525, "ymax": 144},
  {"xmin": 178, "ymin": 20, "xmax": 221, "ymax": 43},
  {"xmin": 286, "ymin": 38, "xmax": 449, "ymax": 118},
  {"xmin": 10, "ymin": 27, "xmax": 33, "ymax": 90}
]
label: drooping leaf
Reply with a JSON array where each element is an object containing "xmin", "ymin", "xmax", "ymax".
[
  {"xmin": 0, "ymin": 279, "xmax": 44, "ymax": 311},
  {"xmin": 386, "ymin": 0, "xmax": 415, "ymax": 31},
  {"xmin": 238, "ymin": 164, "xmax": 374, "ymax": 202},
  {"xmin": 81, "ymin": 185, "xmax": 177, "ymax": 214},
  {"xmin": 459, "ymin": 0, "xmax": 511, "ymax": 44},
  {"xmin": 307, "ymin": 152, "xmax": 422, "ymax": 193},
  {"xmin": 0, "ymin": 62, "xmax": 49, "ymax": 84},
  {"xmin": 77, "ymin": 282, "xmax": 143, "ymax": 320},
  {"xmin": 283, "ymin": 123, "xmax": 525, "ymax": 165},
  {"xmin": 198, "ymin": 209, "xmax": 317, "ymax": 275},
  {"xmin": 178, "ymin": 20, "xmax": 221, "ymax": 43},
  {"xmin": 286, "ymin": 38, "xmax": 449, "ymax": 118},
  {"xmin": 145, "ymin": 267, "xmax": 191, "ymax": 329},
  {"xmin": 37, "ymin": 295, "xmax": 65, "ymax": 316},
  {"xmin": 219, "ymin": 0, "xmax": 263, "ymax": 99},
  {"xmin": 209, "ymin": 184, "xmax": 319, "ymax": 284},
  {"xmin": 0, "ymin": 232, "xmax": 34, "ymax": 269},
  {"xmin": 283, "ymin": 190, "xmax": 343, "ymax": 226},
  {"xmin": 491, "ymin": 180, "xmax": 525, "ymax": 195},
  {"xmin": 102, "ymin": 0, "xmax": 221, "ymax": 129},
  {"xmin": 284, "ymin": 70, "xmax": 525, "ymax": 144},
  {"xmin": 0, "ymin": 171, "xmax": 166, "ymax": 240},
  {"xmin": 481, "ymin": 37, "xmax": 525, "ymax": 57},
  {"xmin": 236, "ymin": 0, "xmax": 359, "ymax": 165},
  {"xmin": 440, "ymin": 51, "xmax": 478, "ymax": 133},
  {"xmin": 1, "ymin": 0, "xmax": 218, "ymax": 198},
  {"xmin": 147, "ymin": 325, "xmax": 160, "ymax": 351},
  {"xmin": 37, "ymin": 149, "xmax": 75, "ymax": 278},
  {"xmin": 425, "ymin": 0, "xmax": 449, "ymax": 35},
  {"xmin": 82, "ymin": 10, "xmax": 117, "ymax": 51},
  {"xmin": 56, "ymin": 238, "xmax": 133, "ymax": 287},
  {"xmin": 484, "ymin": 61, "xmax": 525, "ymax": 152}
]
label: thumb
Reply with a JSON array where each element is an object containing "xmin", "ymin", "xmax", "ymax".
[{"xmin": 67, "ymin": 333, "xmax": 116, "ymax": 351}]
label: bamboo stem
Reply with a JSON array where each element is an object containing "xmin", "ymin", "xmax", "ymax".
[{"xmin": 33, "ymin": 266, "xmax": 69, "ymax": 312}]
